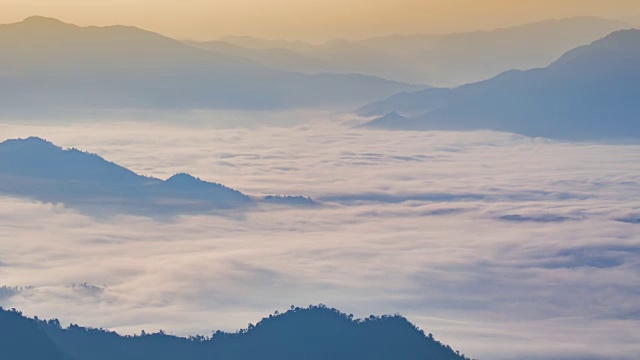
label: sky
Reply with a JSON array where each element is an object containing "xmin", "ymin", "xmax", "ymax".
[{"xmin": 1, "ymin": 0, "xmax": 639, "ymax": 41}]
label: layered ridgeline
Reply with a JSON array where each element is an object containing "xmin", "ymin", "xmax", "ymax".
[
  {"xmin": 0, "ymin": 137, "xmax": 312, "ymax": 215},
  {"xmin": 358, "ymin": 29, "xmax": 640, "ymax": 140},
  {"xmin": 189, "ymin": 17, "xmax": 629, "ymax": 86},
  {"xmin": 0, "ymin": 17, "xmax": 419, "ymax": 116},
  {"xmin": 0, "ymin": 306, "xmax": 471, "ymax": 360}
]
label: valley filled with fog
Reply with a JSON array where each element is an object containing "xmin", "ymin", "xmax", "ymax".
[
  {"xmin": 2, "ymin": 10, "xmax": 640, "ymax": 359},
  {"xmin": 1, "ymin": 115, "xmax": 639, "ymax": 360}
]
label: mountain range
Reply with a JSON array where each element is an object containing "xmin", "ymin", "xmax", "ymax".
[
  {"xmin": 0, "ymin": 16, "xmax": 631, "ymax": 117},
  {"xmin": 0, "ymin": 16, "xmax": 419, "ymax": 116},
  {"xmin": 0, "ymin": 137, "xmax": 311, "ymax": 215},
  {"xmin": 192, "ymin": 17, "xmax": 630, "ymax": 86},
  {"xmin": 0, "ymin": 305, "xmax": 471, "ymax": 360},
  {"xmin": 357, "ymin": 29, "xmax": 640, "ymax": 140}
]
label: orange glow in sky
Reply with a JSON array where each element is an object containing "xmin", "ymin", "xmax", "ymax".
[{"xmin": 1, "ymin": 0, "xmax": 639, "ymax": 41}]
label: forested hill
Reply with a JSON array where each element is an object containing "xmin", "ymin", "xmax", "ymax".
[{"xmin": 0, "ymin": 305, "xmax": 472, "ymax": 360}]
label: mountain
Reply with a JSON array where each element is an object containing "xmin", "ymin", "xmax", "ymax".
[
  {"xmin": 0, "ymin": 308, "xmax": 73, "ymax": 360},
  {"xmin": 0, "ymin": 16, "xmax": 419, "ymax": 116},
  {"xmin": 0, "ymin": 137, "xmax": 308, "ymax": 215},
  {"xmin": 358, "ymin": 111, "xmax": 410, "ymax": 128},
  {"xmin": 358, "ymin": 16, "xmax": 631, "ymax": 86},
  {"xmin": 207, "ymin": 17, "xmax": 629, "ymax": 86},
  {"xmin": 0, "ymin": 137, "xmax": 147, "ymax": 185},
  {"xmin": 263, "ymin": 195, "xmax": 316, "ymax": 206},
  {"xmin": 0, "ymin": 305, "xmax": 471, "ymax": 360},
  {"xmin": 357, "ymin": 29, "xmax": 640, "ymax": 140},
  {"xmin": 218, "ymin": 35, "xmax": 318, "ymax": 52},
  {"xmin": 186, "ymin": 38, "xmax": 427, "ymax": 85},
  {"xmin": 357, "ymin": 88, "xmax": 453, "ymax": 117}
]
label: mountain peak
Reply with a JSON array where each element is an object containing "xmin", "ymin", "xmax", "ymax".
[
  {"xmin": 0, "ymin": 137, "xmax": 60, "ymax": 152},
  {"xmin": 22, "ymin": 136, "xmax": 53, "ymax": 143},
  {"xmin": 358, "ymin": 25, "xmax": 640, "ymax": 139},
  {"xmin": 165, "ymin": 173, "xmax": 201, "ymax": 183},
  {"xmin": 550, "ymin": 28, "xmax": 640, "ymax": 68},
  {"xmin": 20, "ymin": 16, "xmax": 69, "ymax": 27},
  {"xmin": 599, "ymin": 28, "xmax": 640, "ymax": 45},
  {"xmin": 1, "ymin": 305, "xmax": 470, "ymax": 360}
]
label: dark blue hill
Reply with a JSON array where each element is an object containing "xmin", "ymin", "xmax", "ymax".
[
  {"xmin": 0, "ymin": 306, "xmax": 471, "ymax": 360},
  {"xmin": 0, "ymin": 137, "xmax": 264, "ymax": 215},
  {"xmin": 0, "ymin": 308, "xmax": 73, "ymax": 360},
  {"xmin": 359, "ymin": 30, "xmax": 640, "ymax": 140}
]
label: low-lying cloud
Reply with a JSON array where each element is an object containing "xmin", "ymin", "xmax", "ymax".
[{"xmin": 0, "ymin": 117, "xmax": 639, "ymax": 360}]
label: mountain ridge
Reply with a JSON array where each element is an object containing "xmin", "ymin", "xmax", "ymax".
[
  {"xmin": 357, "ymin": 29, "xmax": 640, "ymax": 140},
  {"xmin": 0, "ymin": 305, "xmax": 472, "ymax": 360},
  {"xmin": 0, "ymin": 17, "xmax": 420, "ymax": 115},
  {"xmin": 0, "ymin": 137, "xmax": 312, "ymax": 215},
  {"xmin": 205, "ymin": 16, "xmax": 630, "ymax": 86}
]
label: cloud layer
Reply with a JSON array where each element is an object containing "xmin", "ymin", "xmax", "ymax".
[{"xmin": 1, "ymin": 116, "xmax": 639, "ymax": 359}]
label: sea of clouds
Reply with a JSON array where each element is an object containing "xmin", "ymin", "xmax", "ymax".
[{"xmin": 0, "ymin": 114, "xmax": 639, "ymax": 360}]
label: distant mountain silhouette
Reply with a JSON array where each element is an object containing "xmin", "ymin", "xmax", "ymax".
[
  {"xmin": 0, "ymin": 305, "xmax": 471, "ymax": 360},
  {"xmin": 358, "ymin": 30, "xmax": 640, "ymax": 140},
  {"xmin": 0, "ymin": 17, "xmax": 418, "ymax": 116},
  {"xmin": 357, "ymin": 88, "xmax": 453, "ymax": 118},
  {"xmin": 359, "ymin": 111, "xmax": 410, "ymax": 128},
  {"xmin": 186, "ymin": 38, "xmax": 427, "ymax": 86},
  {"xmin": 359, "ymin": 17, "xmax": 630, "ymax": 86},
  {"xmin": 200, "ymin": 17, "xmax": 629, "ymax": 86},
  {"xmin": 263, "ymin": 195, "xmax": 316, "ymax": 206},
  {"xmin": 217, "ymin": 35, "xmax": 319, "ymax": 52},
  {"xmin": 0, "ymin": 137, "xmax": 147, "ymax": 185},
  {"xmin": 0, "ymin": 137, "xmax": 310, "ymax": 215}
]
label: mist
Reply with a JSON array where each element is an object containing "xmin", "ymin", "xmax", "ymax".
[
  {"xmin": 1, "ymin": 116, "xmax": 639, "ymax": 360},
  {"xmin": 2, "ymin": 9, "xmax": 639, "ymax": 359}
]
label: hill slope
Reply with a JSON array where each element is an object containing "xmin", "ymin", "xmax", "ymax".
[
  {"xmin": 0, "ymin": 137, "xmax": 252, "ymax": 215},
  {"xmin": 0, "ymin": 306, "xmax": 471, "ymax": 360},
  {"xmin": 208, "ymin": 17, "xmax": 629, "ymax": 86},
  {"xmin": 0, "ymin": 16, "xmax": 418, "ymax": 116},
  {"xmin": 186, "ymin": 38, "xmax": 427, "ymax": 85},
  {"xmin": 359, "ymin": 16, "xmax": 630, "ymax": 86},
  {"xmin": 0, "ymin": 308, "xmax": 73, "ymax": 360},
  {"xmin": 358, "ymin": 29, "xmax": 640, "ymax": 140}
]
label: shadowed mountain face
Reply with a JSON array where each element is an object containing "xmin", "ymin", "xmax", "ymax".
[
  {"xmin": 358, "ymin": 111, "xmax": 410, "ymax": 128},
  {"xmin": 0, "ymin": 137, "xmax": 146, "ymax": 185},
  {"xmin": 0, "ymin": 16, "xmax": 419, "ymax": 116},
  {"xmin": 196, "ymin": 17, "xmax": 629, "ymax": 86},
  {"xmin": 0, "ymin": 306, "xmax": 471, "ymax": 360},
  {"xmin": 358, "ymin": 29, "xmax": 640, "ymax": 140},
  {"xmin": 0, "ymin": 137, "xmax": 310, "ymax": 216},
  {"xmin": 0, "ymin": 308, "xmax": 72, "ymax": 360}
]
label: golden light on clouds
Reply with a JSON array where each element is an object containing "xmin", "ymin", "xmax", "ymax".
[{"xmin": 1, "ymin": 0, "xmax": 639, "ymax": 41}]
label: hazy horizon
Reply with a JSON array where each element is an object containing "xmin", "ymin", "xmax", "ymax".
[{"xmin": 2, "ymin": 0, "xmax": 640, "ymax": 41}]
